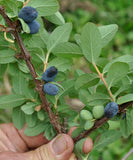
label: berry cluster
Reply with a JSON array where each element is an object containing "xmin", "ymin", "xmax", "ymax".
[
  {"xmin": 80, "ymin": 102, "xmax": 119, "ymax": 130},
  {"xmin": 42, "ymin": 66, "xmax": 59, "ymax": 96},
  {"xmin": 80, "ymin": 105, "xmax": 104, "ymax": 130},
  {"xmin": 18, "ymin": 6, "xmax": 40, "ymax": 34}
]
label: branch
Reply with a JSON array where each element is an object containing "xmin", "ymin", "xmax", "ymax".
[
  {"xmin": 122, "ymin": 148, "xmax": 133, "ymax": 160},
  {"xmin": 73, "ymin": 101, "xmax": 133, "ymax": 143},
  {"xmin": 0, "ymin": 5, "xmax": 62, "ymax": 134}
]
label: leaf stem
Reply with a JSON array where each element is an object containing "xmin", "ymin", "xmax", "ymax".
[
  {"xmin": 43, "ymin": 51, "xmax": 50, "ymax": 72},
  {"xmin": 23, "ymin": 0, "xmax": 30, "ymax": 7},
  {"xmin": 93, "ymin": 63, "xmax": 114, "ymax": 102}
]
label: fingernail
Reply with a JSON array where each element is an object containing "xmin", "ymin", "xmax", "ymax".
[{"xmin": 52, "ymin": 135, "xmax": 68, "ymax": 155}]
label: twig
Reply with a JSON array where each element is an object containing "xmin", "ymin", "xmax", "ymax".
[
  {"xmin": 93, "ymin": 63, "xmax": 114, "ymax": 102},
  {"xmin": 73, "ymin": 101, "xmax": 133, "ymax": 143},
  {"xmin": 0, "ymin": 5, "xmax": 62, "ymax": 134},
  {"xmin": 43, "ymin": 51, "xmax": 50, "ymax": 72},
  {"xmin": 121, "ymin": 148, "xmax": 133, "ymax": 160},
  {"xmin": 23, "ymin": 0, "xmax": 30, "ymax": 7}
]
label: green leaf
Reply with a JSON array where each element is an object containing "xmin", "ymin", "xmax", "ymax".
[
  {"xmin": 24, "ymin": 121, "xmax": 46, "ymax": 136},
  {"xmin": 81, "ymin": 22, "xmax": 102, "ymax": 63},
  {"xmin": 47, "ymin": 23, "xmax": 72, "ymax": 52},
  {"xmin": 79, "ymin": 90, "xmax": 111, "ymax": 106},
  {"xmin": 74, "ymin": 34, "xmax": 81, "ymax": 47},
  {"xmin": 79, "ymin": 89, "xmax": 91, "ymax": 106},
  {"xmin": 0, "ymin": 94, "xmax": 27, "ymax": 109},
  {"xmin": 48, "ymin": 57, "xmax": 72, "ymax": 72},
  {"xmin": 18, "ymin": 60, "xmax": 30, "ymax": 73},
  {"xmin": 1, "ymin": 0, "xmax": 20, "ymax": 17},
  {"xmin": 75, "ymin": 73, "xmax": 99, "ymax": 90},
  {"xmin": 18, "ymin": 18, "xmax": 30, "ymax": 33},
  {"xmin": 120, "ymin": 109, "xmax": 133, "ymax": 138},
  {"xmin": 94, "ymin": 130, "xmax": 121, "ymax": 150},
  {"xmin": 12, "ymin": 70, "xmax": 28, "ymax": 95},
  {"xmin": 71, "ymin": 127, "xmax": 84, "ymax": 139},
  {"xmin": 0, "ymin": 49, "xmax": 16, "ymax": 64},
  {"xmin": 21, "ymin": 102, "xmax": 36, "ymax": 115},
  {"xmin": 37, "ymin": 110, "xmax": 45, "ymax": 121},
  {"xmin": 12, "ymin": 107, "xmax": 25, "ymax": 129},
  {"xmin": 44, "ymin": 125, "xmax": 56, "ymax": 141},
  {"xmin": 103, "ymin": 55, "xmax": 133, "ymax": 74},
  {"xmin": 0, "ymin": 64, "xmax": 7, "ymax": 78},
  {"xmin": 52, "ymin": 42, "xmax": 82, "ymax": 58},
  {"xmin": 57, "ymin": 79, "xmax": 74, "ymax": 99},
  {"xmin": 45, "ymin": 11, "xmax": 65, "ymax": 25},
  {"xmin": 98, "ymin": 24, "xmax": 118, "ymax": 47},
  {"xmin": 25, "ymin": 113, "xmax": 37, "ymax": 127},
  {"xmin": 106, "ymin": 62, "xmax": 129, "ymax": 89},
  {"xmin": 74, "ymin": 138, "xmax": 86, "ymax": 159},
  {"xmin": 117, "ymin": 94, "xmax": 133, "ymax": 105},
  {"xmin": 87, "ymin": 93, "xmax": 111, "ymax": 106},
  {"xmin": 28, "ymin": 0, "xmax": 59, "ymax": 16}
]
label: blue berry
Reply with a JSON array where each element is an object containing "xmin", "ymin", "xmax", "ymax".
[
  {"xmin": 27, "ymin": 20, "xmax": 40, "ymax": 34},
  {"xmin": 42, "ymin": 66, "xmax": 58, "ymax": 82},
  {"xmin": 43, "ymin": 83, "xmax": 59, "ymax": 96},
  {"xmin": 104, "ymin": 102, "xmax": 118, "ymax": 118},
  {"xmin": 18, "ymin": 6, "xmax": 38, "ymax": 23}
]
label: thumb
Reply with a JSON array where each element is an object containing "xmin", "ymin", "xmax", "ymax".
[{"xmin": 27, "ymin": 134, "xmax": 74, "ymax": 160}]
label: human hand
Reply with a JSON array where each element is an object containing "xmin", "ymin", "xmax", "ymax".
[{"xmin": 0, "ymin": 123, "xmax": 93, "ymax": 160}]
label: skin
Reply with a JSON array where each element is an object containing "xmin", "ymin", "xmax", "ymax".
[{"xmin": 0, "ymin": 123, "xmax": 93, "ymax": 160}]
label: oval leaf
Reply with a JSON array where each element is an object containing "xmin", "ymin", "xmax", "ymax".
[
  {"xmin": 75, "ymin": 73, "xmax": 99, "ymax": 90},
  {"xmin": 98, "ymin": 24, "xmax": 118, "ymax": 47},
  {"xmin": 28, "ymin": 0, "xmax": 59, "ymax": 16},
  {"xmin": 52, "ymin": 42, "xmax": 82, "ymax": 58},
  {"xmin": 47, "ymin": 23, "xmax": 72, "ymax": 52},
  {"xmin": 12, "ymin": 107, "xmax": 25, "ymax": 129},
  {"xmin": 117, "ymin": 94, "xmax": 133, "ymax": 105},
  {"xmin": 45, "ymin": 11, "xmax": 65, "ymax": 25},
  {"xmin": 0, "ymin": 50, "xmax": 16, "ymax": 64},
  {"xmin": 0, "ymin": 94, "xmax": 27, "ymax": 109},
  {"xmin": 106, "ymin": 62, "xmax": 129, "ymax": 89},
  {"xmin": 81, "ymin": 22, "xmax": 102, "ymax": 63}
]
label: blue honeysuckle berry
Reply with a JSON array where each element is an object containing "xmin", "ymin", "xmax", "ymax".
[
  {"xmin": 27, "ymin": 20, "xmax": 40, "ymax": 34},
  {"xmin": 104, "ymin": 102, "xmax": 119, "ymax": 118},
  {"xmin": 18, "ymin": 6, "xmax": 38, "ymax": 23},
  {"xmin": 43, "ymin": 83, "xmax": 59, "ymax": 96},
  {"xmin": 42, "ymin": 66, "xmax": 58, "ymax": 82}
]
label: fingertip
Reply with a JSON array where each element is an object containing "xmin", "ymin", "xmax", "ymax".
[
  {"xmin": 68, "ymin": 127, "xmax": 77, "ymax": 136},
  {"xmin": 83, "ymin": 137, "xmax": 93, "ymax": 154}
]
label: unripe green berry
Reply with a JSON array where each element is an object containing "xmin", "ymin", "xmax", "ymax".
[
  {"xmin": 84, "ymin": 120, "xmax": 94, "ymax": 130},
  {"xmin": 92, "ymin": 105, "xmax": 104, "ymax": 119},
  {"xmin": 80, "ymin": 109, "xmax": 93, "ymax": 121}
]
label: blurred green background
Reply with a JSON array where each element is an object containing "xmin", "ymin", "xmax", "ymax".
[{"xmin": 1, "ymin": 0, "xmax": 133, "ymax": 159}]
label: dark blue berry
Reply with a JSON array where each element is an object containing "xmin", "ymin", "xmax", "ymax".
[
  {"xmin": 27, "ymin": 20, "xmax": 40, "ymax": 34},
  {"xmin": 42, "ymin": 66, "xmax": 58, "ymax": 82},
  {"xmin": 18, "ymin": 6, "xmax": 38, "ymax": 23},
  {"xmin": 43, "ymin": 83, "xmax": 59, "ymax": 96},
  {"xmin": 104, "ymin": 102, "xmax": 118, "ymax": 118}
]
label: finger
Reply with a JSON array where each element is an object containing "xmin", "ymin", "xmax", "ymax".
[
  {"xmin": 27, "ymin": 134, "xmax": 74, "ymax": 160},
  {"xmin": 0, "ymin": 123, "xmax": 48, "ymax": 152},
  {"xmin": 0, "ymin": 134, "xmax": 74, "ymax": 160},
  {"xmin": 83, "ymin": 137, "xmax": 93, "ymax": 154},
  {"xmin": 68, "ymin": 127, "xmax": 93, "ymax": 154}
]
